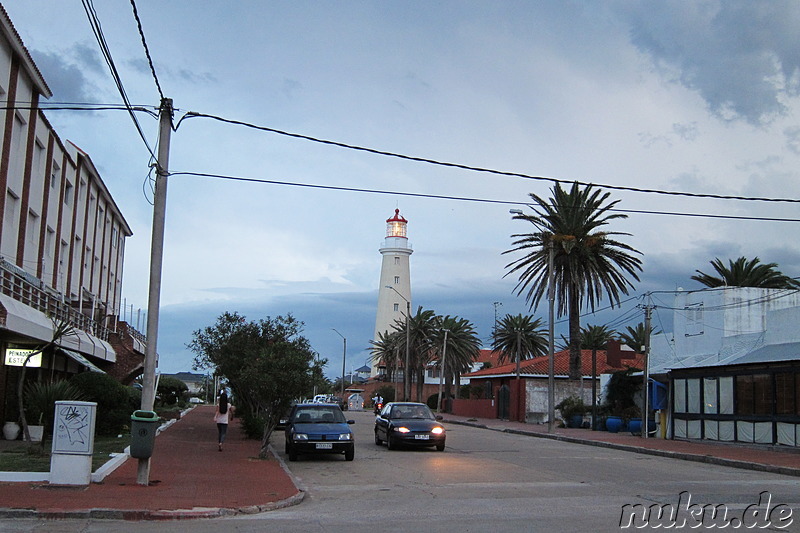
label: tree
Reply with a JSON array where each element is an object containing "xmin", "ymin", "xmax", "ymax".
[
  {"xmin": 188, "ymin": 312, "xmax": 325, "ymax": 458},
  {"xmin": 156, "ymin": 376, "xmax": 188, "ymax": 406},
  {"xmin": 433, "ymin": 315, "xmax": 481, "ymax": 411},
  {"xmin": 580, "ymin": 324, "xmax": 615, "ymax": 429},
  {"xmin": 618, "ymin": 322, "xmax": 661, "ymax": 353},
  {"xmin": 504, "ymin": 182, "xmax": 643, "ymax": 379},
  {"xmin": 491, "ymin": 314, "xmax": 547, "ymax": 366},
  {"xmin": 691, "ymin": 256, "xmax": 800, "ymax": 289}
]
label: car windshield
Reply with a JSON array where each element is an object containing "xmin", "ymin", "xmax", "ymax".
[
  {"xmin": 293, "ymin": 406, "xmax": 346, "ymax": 424},
  {"xmin": 391, "ymin": 405, "xmax": 434, "ymax": 420}
]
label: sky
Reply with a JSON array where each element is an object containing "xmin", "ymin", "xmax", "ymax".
[{"xmin": 5, "ymin": 1, "xmax": 800, "ymax": 379}]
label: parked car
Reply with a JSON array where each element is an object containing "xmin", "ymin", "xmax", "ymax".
[
  {"xmin": 284, "ymin": 403, "xmax": 355, "ymax": 461},
  {"xmin": 374, "ymin": 402, "xmax": 446, "ymax": 451}
]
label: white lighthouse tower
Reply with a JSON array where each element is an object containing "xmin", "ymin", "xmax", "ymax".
[{"xmin": 371, "ymin": 209, "xmax": 413, "ymax": 377}]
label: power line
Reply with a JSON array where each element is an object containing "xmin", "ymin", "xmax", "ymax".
[
  {"xmin": 129, "ymin": 0, "xmax": 164, "ymax": 100},
  {"xmin": 176, "ymin": 111, "xmax": 800, "ymax": 205},
  {"xmin": 81, "ymin": 0, "xmax": 157, "ymax": 160},
  {"xmin": 170, "ymin": 171, "xmax": 800, "ymax": 224}
]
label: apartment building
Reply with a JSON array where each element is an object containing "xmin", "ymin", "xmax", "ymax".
[{"xmin": 0, "ymin": 5, "xmax": 143, "ymax": 424}]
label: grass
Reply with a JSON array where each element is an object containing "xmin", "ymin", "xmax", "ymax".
[{"xmin": 0, "ymin": 434, "xmax": 131, "ymax": 473}]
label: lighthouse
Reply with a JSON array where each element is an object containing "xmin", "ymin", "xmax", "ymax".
[{"xmin": 371, "ymin": 209, "xmax": 413, "ymax": 377}]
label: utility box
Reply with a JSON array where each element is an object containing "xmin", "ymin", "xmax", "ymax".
[
  {"xmin": 130, "ymin": 410, "xmax": 159, "ymax": 459},
  {"xmin": 50, "ymin": 401, "xmax": 97, "ymax": 485}
]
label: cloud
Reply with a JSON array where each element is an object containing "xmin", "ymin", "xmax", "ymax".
[
  {"xmin": 28, "ymin": 45, "xmax": 101, "ymax": 102},
  {"xmin": 620, "ymin": 1, "xmax": 800, "ymax": 125}
]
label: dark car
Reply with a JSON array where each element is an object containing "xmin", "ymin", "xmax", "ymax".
[
  {"xmin": 284, "ymin": 403, "xmax": 355, "ymax": 461},
  {"xmin": 374, "ymin": 402, "xmax": 446, "ymax": 451}
]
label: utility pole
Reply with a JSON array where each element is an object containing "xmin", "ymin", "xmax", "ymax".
[
  {"xmin": 547, "ymin": 239, "xmax": 555, "ymax": 433},
  {"xmin": 642, "ymin": 300, "xmax": 652, "ymax": 439},
  {"xmin": 139, "ymin": 97, "xmax": 172, "ymax": 486}
]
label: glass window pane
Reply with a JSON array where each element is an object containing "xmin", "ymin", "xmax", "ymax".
[
  {"xmin": 719, "ymin": 377, "xmax": 734, "ymax": 414},
  {"xmin": 776, "ymin": 373, "xmax": 794, "ymax": 415},
  {"xmin": 703, "ymin": 378, "xmax": 718, "ymax": 414},
  {"xmin": 737, "ymin": 375, "xmax": 754, "ymax": 415},
  {"xmin": 753, "ymin": 374, "xmax": 772, "ymax": 415},
  {"xmin": 674, "ymin": 379, "xmax": 686, "ymax": 413},
  {"xmin": 687, "ymin": 379, "xmax": 701, "ymax": 414}
]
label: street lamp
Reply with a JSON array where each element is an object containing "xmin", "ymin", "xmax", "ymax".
[
  {"xmin": 332, "ymin": 328, "xmax": 346, "ymax": 397},
  {"xmin": 386, "ymin": 285, "xmax": 411, "ymax": 401}
]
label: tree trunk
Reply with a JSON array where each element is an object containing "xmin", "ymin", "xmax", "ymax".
[{"xmin": 568, "ymin": 287, "xmax": 581, "ymax": 380}]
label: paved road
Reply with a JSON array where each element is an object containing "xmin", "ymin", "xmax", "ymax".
[{"xmin": 3, "ymin": 409, "xmax": 799, "ymax": 532}]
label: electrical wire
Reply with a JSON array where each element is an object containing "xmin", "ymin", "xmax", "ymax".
[
  {"xmin": 129, "ymin": 0, "xmax": 164, "ymax": 100},
  {"xmin": 170, "ymin": 171, "xmax": 800, "ymax": 224},
  {"xmin": 81, "ymin": 0, "xmax": 157, "ymax": 160},
  {"xmin": 176, "ymin": 111, "xmax": 800, "ymax": 205}
]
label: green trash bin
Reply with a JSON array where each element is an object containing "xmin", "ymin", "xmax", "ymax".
[{"xmin": 130, "ymin": 410, "xmax": 159, "ymax": 459}]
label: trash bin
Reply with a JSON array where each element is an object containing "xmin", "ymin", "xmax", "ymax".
[{"xmin": 130, "ymin": 410, "xmax": 159, "ymax": 459}]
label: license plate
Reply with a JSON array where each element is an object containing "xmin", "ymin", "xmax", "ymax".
[
  {"xmin": 315, "ymin": 443, "xmax": 333, "ymax": 449},
  {"xmin": 414, "ymin": 434, "xmax": 430, "ymax": 440}
]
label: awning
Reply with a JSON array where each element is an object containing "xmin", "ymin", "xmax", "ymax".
[{"xmin": 59, "ymin": 349, "xmax": 105, "ymax": 373}]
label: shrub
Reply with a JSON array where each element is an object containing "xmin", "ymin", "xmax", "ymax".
[
  {"xmin": 24, "ymin": 380, "xmax": 86, "ymax": 439},
  {"xmin": 373, "ymin": 385, "xmax": 395, "ymax": 403},
  {"xmin": 70, "ymin": 372, "xmax": 131, "ymax": 436},
  {"xmin": 156, "ymin": 376, "xmax": 188, "ymax": 407},
  {"xmin": 556, "ymin": 395, "xmax": 588, "ymax": 420}
]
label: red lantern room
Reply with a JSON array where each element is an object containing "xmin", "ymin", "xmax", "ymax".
[{"xmin": 386, "ymin": 209, "xmax": 408, "ymax": 238}]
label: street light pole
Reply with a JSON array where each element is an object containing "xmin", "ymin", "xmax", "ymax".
[
  {"xmin": 386, "ymin": 285, "xmax": 411, "ymax": 401},
  {"xmin": 332, "ymin": 329, "xmax": 346, "ymax": 397},
  {"xmin": 437, "ymin": 329, "xmax": 449, "ymax": 413},
  {"xmin": 547, "ymin": 237, "xmax": 556, "ymax": 434}
]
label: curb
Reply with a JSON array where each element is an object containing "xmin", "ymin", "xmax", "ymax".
[{"xmin": 444, "ymin": 419, "xmax": 800, "ymax": 478}]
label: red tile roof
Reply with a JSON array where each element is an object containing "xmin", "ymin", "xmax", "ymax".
[{"xmin": 464, "ymin": 349, "xmax": 643, "ymax": 378}]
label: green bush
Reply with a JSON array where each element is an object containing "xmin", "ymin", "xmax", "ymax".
[
  {"xmin": 70, "ymin": 372, "xmax": 131, "ymax": 436},
  {"xmin": 373, "ymin": 385, "xmax": 395, "ymax": 403},
  {"xmin": 240, "ymin": 411, "xmax": 265, "ymax": 439},
  {"xmin": 24, "ymin": 380, "xmax": 86, "ymax": 439}
]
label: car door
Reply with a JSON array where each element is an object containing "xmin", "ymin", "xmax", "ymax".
[{"xmin": 376, "ymin": 404, "xmax": 391, "ymax": 439}]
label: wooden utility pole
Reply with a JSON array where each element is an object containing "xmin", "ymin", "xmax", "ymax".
[{"xmin": 139, "ymin": 97, "xmax": 172, "ymax": 485}]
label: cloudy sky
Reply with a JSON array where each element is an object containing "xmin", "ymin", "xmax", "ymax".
[{"xmin": 5, "ymin": 1, "xmax": 800, "ymax": 378}]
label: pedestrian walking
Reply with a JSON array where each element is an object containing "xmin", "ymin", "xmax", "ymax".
[{"xmin": 213, "ymin": 390, "xmax": 235, "ymax": 451}]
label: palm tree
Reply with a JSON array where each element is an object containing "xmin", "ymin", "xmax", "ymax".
[
  {"xmin": 504, "ymin": 182, "xmax": 643, "ymax": 380},
  {"xmin": 491, "ymin": 314, "xmax": 548, "ymax": 368},
  {"xmin": 432, "ymin": 315, "xmax": 481, "ymax": 410},
  {"xmin": 368, "ymin": 329, "xmax": 402, "ymax": 384},
  {"xmin": 618, "ymin": 322, "xmax": 661, "ymax": 353},
  {"xmin": 580, "ymin": 324, "xmax": 615, "ymax": 430},
  {"xmin": 692, "ymin": 256, "xmax": 800, "ymax": 289}
]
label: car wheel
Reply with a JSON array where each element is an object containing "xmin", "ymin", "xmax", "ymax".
[
  {"xmin": 345, "ymin": 447, "xmax": 354, "ymax": 461},
  {"xmin": 436, "ymin": 443, "xmax": 445, "ymax": 452},
  {"xmin": 387, "ymin": 434, "xmax": 398, "ymax": 450},
  {"xmin": 288, "ymin": 445, "xmax": 298, "ymax": 462},
  {"xmin": 374, "ymin": 432, "xmax": 382, "ymax": 445}
]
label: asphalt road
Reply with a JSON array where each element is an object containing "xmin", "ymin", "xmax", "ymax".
[{"xmin": 3, "ymin": 409, "xmax": 799, "ymax": 532}]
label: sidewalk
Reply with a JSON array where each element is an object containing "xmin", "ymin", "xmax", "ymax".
[
  {"xmin": 442, "ymin": 414, "xmax": 800, "ymax": 477},
  {"xmin": 0, "ymin": 405, "xmax": 303, "ymax": 520}
]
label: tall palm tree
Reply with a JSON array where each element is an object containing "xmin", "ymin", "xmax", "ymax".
[
  {"xmin": 692, "ymin": 256, "xmax": 800, "ymax": 289},
  {"xmin": 432, "ymin": 315, "xmax": 481, "ymax": 408},
  {"xmin": 491, "ymin": 314, "xmax": 548, "ymax": 367},
  {"xmin": 618, "ymin": 322, "xmax": 661, "ymax": 353},
  {"xmin": 504, "ymin": 182, "xmax": 643, "ymax": 380},
  {"xmin": 580, "ymin": 324, "xmax": 615, "ymax": 430},
  {"xmin": 368, "ymin": 329, "xmax": 402, "ymax": 383}
]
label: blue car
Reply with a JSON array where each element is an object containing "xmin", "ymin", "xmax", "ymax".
[{"xmin": 284, "ymin": 403, "xmax": 355, "ymax": 461}]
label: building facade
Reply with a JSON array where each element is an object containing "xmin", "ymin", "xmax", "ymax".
[{"xmin": 0, "ymin": 5, "xmax": 142, "ymax": 425}]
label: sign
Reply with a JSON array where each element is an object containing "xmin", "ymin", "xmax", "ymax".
[
  {"xmin": 52, "ymin": 401, "xmax": 97, "ymax": 455},
  {"xmin": 4, "ymin": 348, "xmax": 42, "ymax": 368}
]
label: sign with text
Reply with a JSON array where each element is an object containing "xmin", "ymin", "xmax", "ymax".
[{"xmin": 4, "ymin": 348, "xmax": 42, "ymax": 368}]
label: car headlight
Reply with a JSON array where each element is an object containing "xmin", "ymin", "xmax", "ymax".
[
  {"xmin": 395, "ymin": 426, "xmax": 410, "ymax": 433},
  {"xmin": 294, "ymin": 433, "xmax": 308, "ymax": 441},
  {"xmin": 431, "ymin": 426, "xmax": 444, "ymax": 435},
  {"xmin": 338, "ymin": 433, "xmax": 352, "ymax": 441}
]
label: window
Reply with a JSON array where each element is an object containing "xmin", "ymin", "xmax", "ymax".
[
  {"xmin": 703, "ymin": 378, "xmax": 717, "ymax": 414},
  {"xmin": 393, "ymin": 303, "xmax": 399, "ymax": 312},
  {"xmin": 45, "ymin": 227, "xmax": 55, "ymax": 258},
  {"xmin": 64, "ymin": 181, "xmax": 73, "ymax": 206},
  {"xmin": 394, "ymin": 276, "xmax": 400, "ymax": 284},
  {"xmin": 674, "ymin": 379, "xmax": 686, "ymax": 413},
  {"xmin": 26, "ymin": 210, "xmax": 40, "ymax": 245},
  {"xmin": 736, "ymin": 374, "xmax": 773, "ymax": 415},
  {"xmin": 394, "ymin": 256, "xmax": 399, "ymax": 264},
  {"xmin": 775, "ymin": 372, "xmax": 799, "ymax": 415}
]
